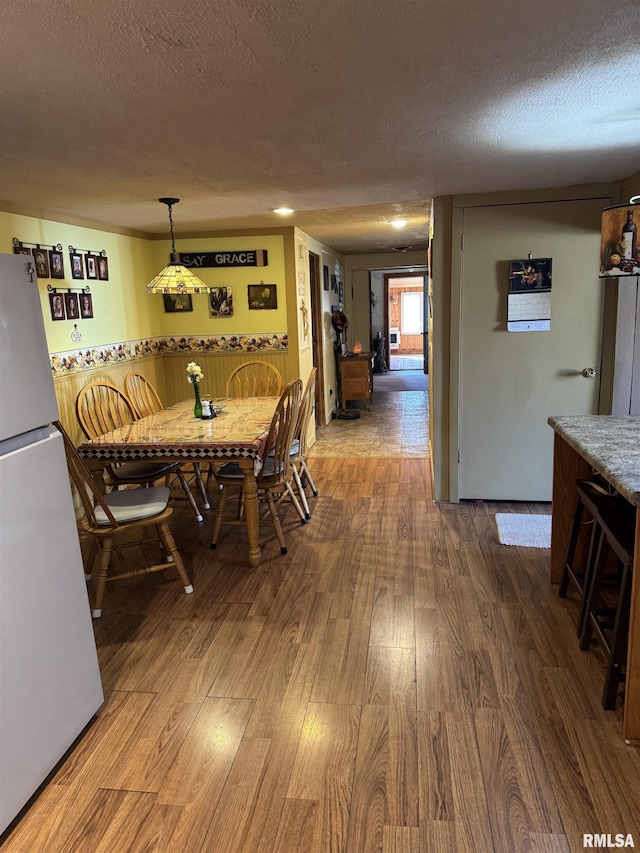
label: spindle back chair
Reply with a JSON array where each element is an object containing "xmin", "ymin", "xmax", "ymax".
[{"xmin": 55, "ymin": 421, "xmax": 192, "ymax": 618}]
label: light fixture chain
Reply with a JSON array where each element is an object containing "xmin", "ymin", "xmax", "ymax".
[{"xmin": 167, "ymin": 202, "xmax": 176, "ymax": 256}]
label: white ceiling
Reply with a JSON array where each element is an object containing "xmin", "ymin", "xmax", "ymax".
[{"xmin": 1, "ymin": 0, "xmax": 638, "ymax": 255}]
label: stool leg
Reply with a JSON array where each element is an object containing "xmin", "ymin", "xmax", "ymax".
[
  {"xmin": 579, "ymin": 530, "xmax": 608, "ymax": 651},
  {"xmin": 577, "ymin": 522, "xmax": 603, "ymax": 640},
  {"xmin": 602, "ymin": 562, "xmax": 632, "ymax": 710},
  {"xmin": 559, "ymin": 498, "xmax": 585, "ymax": 597}
]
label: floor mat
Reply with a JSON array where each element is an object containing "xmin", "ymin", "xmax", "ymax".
[{"xmin": 495, "ymin": 513, "xmax": 551, "ymax": 548}]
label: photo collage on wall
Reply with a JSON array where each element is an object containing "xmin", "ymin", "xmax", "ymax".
[{"xmin": 13, "ymin": 241, "xmax": 104, "ymax": 322}]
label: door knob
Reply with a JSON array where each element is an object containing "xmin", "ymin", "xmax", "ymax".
[{"xmin": 582, "ymin": 367, "xmax": 598, "ymax": 378}]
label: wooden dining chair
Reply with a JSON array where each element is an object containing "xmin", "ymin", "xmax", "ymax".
[
  {"xmin": 54, "ymin": 421, "xmax": 193, "ymax": 618},
  {"xmin": 124, "ymin": 371, "xmax": 211, "ymax": 508},
  {"xmin": 124, "ymin": 371, "xmax": 165, "ymax": 419},
  {"xmin": 210, "ymin": 378, "xmax": 306, "ymax": 555},
  {"xmin": 290, "ymin": 367, "xmax": 319, "ymax": 519},
  {"xmin": 225, "ymin": 360, "xmax": 282, "ymax": 398},
  {"xmin": 76, "ymin": 381, "xmax": 205, "ymax": 521}
]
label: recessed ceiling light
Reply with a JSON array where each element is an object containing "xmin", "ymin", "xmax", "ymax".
[
  {"xmin": 272, "ymin": 207, "xmax": 295, "ymax": 215},
  {"xmin": 388, "ymin": 219, "xmax": 407, "ymax": 229}
]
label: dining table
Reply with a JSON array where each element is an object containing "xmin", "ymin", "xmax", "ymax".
[{"xmin": 77, "ymin": 396, "xmax": 279, "ymax": 567}]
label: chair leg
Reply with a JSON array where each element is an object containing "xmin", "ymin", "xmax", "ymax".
[
  {"xmin": 265, "ymin": 490, "xmax": 288, "ymax": 554},
  {"xmin": 92, "ymin": 537, "xmax": 112, "ymax": 618},
  {"xmin": 210, "ymin": 486, "xmax": 228, "ymax": 549},
  {"xmin": 284, "ymin": 481, "xmax": 307, "ymax": 524},
  {"xmin": 173, "ymin": 468, "xmax": 204, "ymax": 522},
  {"xmin": 300, "ymin": 460, "xmax": 318, "ymax": 497},
  {"xmin": 292, "ymin": 465, "xmax": 311, "ymax": 519},
  {"xmin": 206, "ymin": 463, "xmax": 221, "ymax": 493},
  {"xmin": 84, "ymin": 538, "xmax": 99, "ymax": 580},
  {"xmin": 192, "ymin": 463, "xmax": 210, "ymax": 510},
  {"xmin": 157, "ymin": 522, "xmax": 193, "ymax": 594}
]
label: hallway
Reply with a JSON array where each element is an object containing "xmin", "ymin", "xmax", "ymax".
[{"xmin": 309, "ymin": 390, "xmax": 429, "ymax": 458}]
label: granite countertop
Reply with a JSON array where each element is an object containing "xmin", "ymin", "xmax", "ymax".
[{"xmin": 548, "ymin": 415, "xmax": 640, "ymax": 505}]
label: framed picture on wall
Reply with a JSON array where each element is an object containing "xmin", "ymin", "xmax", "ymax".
[
  {"xmin": 323, "ymin": 265, "xmax": 329, "ymax": 291},
  {"xmin": 209, "ymin": 287, "xmax": 233, "ymax": 316},
  {"xmin": 32, "ymin": 247, "xmax": 49, "ymax": 278},
  {"xmin": 248, "ymin": 283, "xmax": 277, "ymax": 310},
  {"xmin": 80, "ymin": 292, "xmax": 93, "ymax": 319},
  {"xmin": 49, "ymin": 292, "xmax": 65, "ymax": 320},
  {"xmin": 13, "ymin": 245, "xmax": 31, "ymax": 256},
  {"xmin": 85, "ymin": 254, "xmax": 98, "ymax": 280},
  {"xmin": 97, "ymin": 255, "xmax": 109, "ymax": 281},
  {"xmin": 49, "ymin": 250, "xmax": 65, "ymax": 279},
  {"xmin": 64, "ymin": 292, "xmax": 80, "ymax": 320},
  {"xmin": 163, "ymin": 294, "xmax": 193, "ymax": 312},
  {"xmin": 70, "ymin": 253, "xmax": 85, "ymax": 279}
]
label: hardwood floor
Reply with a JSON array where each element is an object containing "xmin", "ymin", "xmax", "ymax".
[{"xmin": 3, "ymin": 392, "xmax": 639, "ymax": 852}]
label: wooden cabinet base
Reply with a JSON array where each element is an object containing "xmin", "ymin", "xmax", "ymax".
[{"xmin": 339, "ymin": 353, "xmax": 374, "ymax": 409}]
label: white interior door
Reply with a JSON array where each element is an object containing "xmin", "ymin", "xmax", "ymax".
[{"xmin": 458, "ymin": 198, "xmax": 606, "ymax": 501}]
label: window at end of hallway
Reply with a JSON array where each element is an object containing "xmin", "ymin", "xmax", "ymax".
[{"xmin": 401, "ymin": 292, "xmax": 423, "ymax": 335}]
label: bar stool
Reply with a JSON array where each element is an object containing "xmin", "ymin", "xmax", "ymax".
[
  {"xmin": 579, "ymin": 499, "xmax": 636, "ymax": 710},
  {"xmin": 559, "ymin": 478, "xmax": 620, "ymax": 638}
]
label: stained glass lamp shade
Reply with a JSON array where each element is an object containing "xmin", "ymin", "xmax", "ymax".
[{"xmin": 146, "ymin": 198, "xmax": 209, "ymax": 294}]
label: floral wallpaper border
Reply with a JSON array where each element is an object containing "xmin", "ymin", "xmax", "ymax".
[{"xmin": 50, "ymin": 332, "xmax": 289, "ymax": 376}]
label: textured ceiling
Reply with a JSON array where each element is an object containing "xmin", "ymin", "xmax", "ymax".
[{"xmin": 0, "ymin": 0, "xmax": 638, "ymax": 254}]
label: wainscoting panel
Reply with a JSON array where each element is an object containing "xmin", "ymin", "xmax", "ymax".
[
  {"xmin": 163, "ymin": 351, "xmax": 296, "ymax": 404},
  {"xmin": 53, "ymin": 357, "xmax": 166, "ymax": 445}
]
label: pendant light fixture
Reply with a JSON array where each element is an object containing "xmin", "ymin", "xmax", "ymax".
[{"xmin": 146, "ymin": 198, "xmax": 209, "ymax": 293}]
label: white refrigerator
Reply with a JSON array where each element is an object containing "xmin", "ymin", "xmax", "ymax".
[{"xmin": 0, "ymin": 253, "xmax": 104, "ymax": 834}]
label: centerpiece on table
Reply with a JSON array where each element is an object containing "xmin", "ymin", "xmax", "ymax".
[{"xmin": 186, "ymin": 361, "xmax": 204, "ymax": 417}]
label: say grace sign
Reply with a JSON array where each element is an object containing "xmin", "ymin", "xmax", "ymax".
[{"xmin": 179, "ymin": 250, "xmax": 268, "ymax": 268}]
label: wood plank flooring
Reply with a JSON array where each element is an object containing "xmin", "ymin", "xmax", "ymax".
[{"xmin": 3, "ymin": 392, "xmax": 640, "ymax": 852}]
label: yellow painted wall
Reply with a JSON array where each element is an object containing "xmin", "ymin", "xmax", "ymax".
[
  {"xmin": 0, "ymin": 210, "xmax": 312, "ymax": 439},
  {"xmin": 0, "ymin": 210, "xmax": 157, "ymax": 354},
  {"xmin": 148, "ymin": 233, "xmax": 289, "ymax": 338}
]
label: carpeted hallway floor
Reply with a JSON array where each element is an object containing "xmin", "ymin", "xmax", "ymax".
[{"xmin": 373, "ymin": 369, "xmax": 428, "ymax": 392}]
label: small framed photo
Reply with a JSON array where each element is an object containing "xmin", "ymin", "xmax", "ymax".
[
  {"xmin": 13, "ymin": 245, "xmax": 31, "ymax": 256},
  {"xmin": 49, "ymin": 292, "xmax": 66, "ymax": 321},
  {"xmin": 70, "ymin": 253, "xmax": 84, "ymax": 279},
  {"xmin": 97, "ymin": 255, "xmax": 109, "ymax": 281},
  {"xmin": 80, "ymin": 292, "xmax": 94, "ymax": 319},
  {"xmin": 163, "ymin": 293, "xmax": 193, "ymax": 312},
  {"xmin": 330, "ymin": 274, "xmax": 337, "ymax": 292},
  {"xmin": 248, "ymin": 283, "xmax": 277, "ymax": 310},
  {"xmin": 32, "ymin": 248, "xmax": 49, "ymax": 278},
  {"xmin": 209, "ymin": 287, "xmax": 233, "ymax": 317},
  {"xmin": 64, "ymin": 292, "xmax": 80, "ymax": 320},
  {"xmin": 85, "ymin": 254, "xmax": 98, "ymax": 280},
  {"xmin": 49, "ymin": 250, "xmax": 65, "ymax": 279}
]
